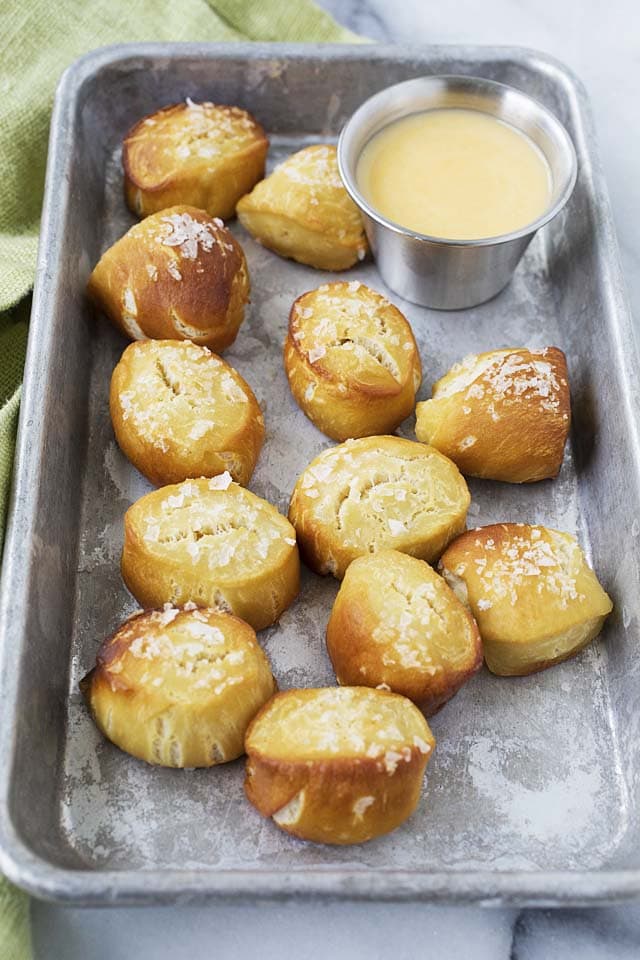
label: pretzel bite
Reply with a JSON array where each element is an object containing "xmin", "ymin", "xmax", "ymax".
[
  {"xmin": 284, "ymin": 282, "xmax": 421, "ymax": 440},
  {"xmin": 121, "ymin": 475, "xmax": 300, "ymax": 631},
  {"xmin": 289, "ymin": 436, "xmax": 470, "ymax": 579},
  {"xmin": 237, "ymin": 144, "xmax": 368, "ymax": 270},
  {"xmin": 123, "ymin": 100, "xmax": 268, "ymax": 219},
  {"xmin": 326, "ymin": 550, "xmax": 482, "ymax": 714},
  {"xmin": 415, "ymin": 347, "xmax": 571, "ymax": 483},
  {"xmin": 439, "ymin": 523, "xmax": 613, "ymax": 676},
  {"xmin": 87, "ymin": 205, "xmax": 249, "ymax": 352},
  {"xmin": 110, "ymin": 340, "xmax": 264, "ymax": 487},
  {"xmin": 244, "ymin": 687, "xmax": 435, "ymax": 844},
  {"xmin": 81, "ymin": 606, "xmax": 276, "ymax": 767}
]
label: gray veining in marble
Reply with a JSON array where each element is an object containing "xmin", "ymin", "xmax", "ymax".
[{"xmin": 31, "ymin": 0, "xmax": 640, "ymax": 956}]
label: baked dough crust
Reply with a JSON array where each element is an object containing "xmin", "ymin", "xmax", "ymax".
[
  {"xmin": 284, "ymin": 281, "xmax": 421, "ymax": 440},
  {"xmin": 244, "ymin": 686, "xmax": 435, "ymax": 844},
  {"xmin": 123, "ymin": 100, "xmax": 268, "ymax": 220},
  {"xmin": 326, "ymin": 550, "xmax": 482, "ymax": 715},
  {"xmin": 81, "ymin": 606, "xmax": 276, "ymax": 767},
  {"xmin": 415, "ymin": 347, "xmax": 570, "ymax": 483},
  {"xmin": 121, "ymin": 476, "xmax": 300, "ymax": 631},
  {"xmin": 439, "ymin": 523, "xmax": 613, "ymax": 676},
  {"xmin": 87, "ymin": 205, "xmax": 249, "ymax": 352},
  {"xmin": 289, "ymin": 436, "xmax": 470, "ymax": 579},
  {"xmin": 237, "ymin": 144, "xmax": 368, "ymax": 270},
  {"xmin": 110, "ymin": 339, "xmax": 264, "ymax": 487}
]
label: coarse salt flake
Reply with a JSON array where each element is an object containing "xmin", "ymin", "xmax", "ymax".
[
  {"xmin": 388, "ymin": 519, "xmax": 407, "ymax": 536},
  {"xmin": 159, "ymin": 603, "xmax": 180, "ymax": 624},
  {"xmin": 352, "ymin": 796, "xmax": 375, "ymax": 819},
  {"xmin": 209, "ymin": 471, "xmax": 233, "ymax": 490},
  {"xmin": 383, "ymin": 750, "xmax": 403, "ymax": 775},
  {"xmin": 159, "ymin": 211, "xmax": 216, "ymax": 260},
  {"xmin": 307, "ymin": 345, "xmax": 326, "ymax": 364},
  {"xmin": 167, "ymin": 260, "xmax": 182, "ymax": 281},
  {"xmin": 186, "ymin": 541, "xmax": 200, "ymax": 560}
]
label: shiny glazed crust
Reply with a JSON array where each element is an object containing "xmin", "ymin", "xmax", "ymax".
[
  {"xmin": 288, "ymin": 436, "xmax": 470, "ymax": 579},
  {"xmin": 236, "ymin": 145, "xmax": 368, "ymax": 270},
  {"xmin": 123, "ymin": 100, "xmax": 268, "ymax": 220},
  {"xmin": 87, "ymin": 205, "xmax": 250, "ymax": 352},
  {"xmin": 121, "ymin": 476, "xmax": 300, "ymax": 631},
  {"xmin": 439, "ymin": 523, "xmax": 613, "ymax": 676},
  {"xmin": 244, "ymin": 687, "xmax": 435, "ymax": 844},
  {"xmin": 110, "ymin": 340, "xmax": 264, "ymax": 487},
  {"xmin": 284, "ymin": 282, "xmax": 422, "ymax": 441},
  {"xmin": 81, "ymin": 606, "xmax": 276, "ymax": 767},
  {"xmin": 326, "ymin": 550, "xmax": 482, "ymax": 715},
  {"xmin": 415, "ymin": 347, "xmax": 571, "ymax": 483}
]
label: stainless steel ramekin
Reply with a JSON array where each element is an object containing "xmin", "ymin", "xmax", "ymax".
[{"xmin": 338, "ymin": 75, "xmax": 578, "ymax": 310}]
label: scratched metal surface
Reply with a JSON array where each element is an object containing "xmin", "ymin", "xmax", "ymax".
[{"xmin": 1, "ymin": 44, "xmax": 639, "ymax": 906}]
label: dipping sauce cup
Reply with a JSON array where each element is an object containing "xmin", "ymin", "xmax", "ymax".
[{"xmin": 337, "ymin": 75, "xmax": 577, "ymax": 310}]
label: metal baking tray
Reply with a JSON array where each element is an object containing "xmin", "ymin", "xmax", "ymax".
[{"xmin": 1, "ymin": 42, "xmax": 639, "ymax": 907}]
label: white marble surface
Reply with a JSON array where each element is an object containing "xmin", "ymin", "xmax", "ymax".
[{"xmin": 32, "ymin": 1, "xmax": 640, "ymax": 956}]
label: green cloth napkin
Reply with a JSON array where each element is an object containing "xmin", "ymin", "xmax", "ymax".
[{"xmin": 0, "ymin": 2, "xmax": 357, "ymax": 956}]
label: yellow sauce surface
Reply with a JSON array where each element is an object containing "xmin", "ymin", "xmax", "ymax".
[{"xmin": 356, "ymin": 108, "xmax": 552, "ymax": 240}]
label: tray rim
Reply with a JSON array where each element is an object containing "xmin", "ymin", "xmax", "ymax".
[{"xmin": 1, "ymin": 40, "xmax": 639, "ymax": 907}]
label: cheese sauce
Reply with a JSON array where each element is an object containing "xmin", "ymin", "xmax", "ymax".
[{"xmin": 356, "ymin": 108, "xmax": 552, "ymax": 240}]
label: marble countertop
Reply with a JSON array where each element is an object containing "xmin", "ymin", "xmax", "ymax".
[{"xmin": 32, "ymin": 1, "xmax": 640, "ymax": 956}]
